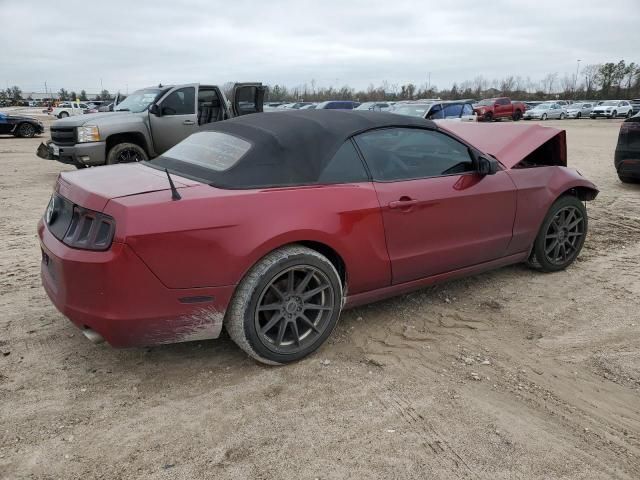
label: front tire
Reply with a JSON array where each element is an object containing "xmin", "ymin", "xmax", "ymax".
[
  {"xmin": 528, "ymin": 195, "xmax": 587, "ymax": 272},
  {"xmin": 559, "ymin": 113, "xmax": 565, "ymax": 120},
  {"xmin": 577, "ymin": 112, "xmax": 581, "ymax": 119},
  {"xmin": 105, "ymin": 142, "xmax": 148, "ymax": 165},
  {"xmin": 483, "ymin": 112, "xmax": 493, "ymax": 122},
  {"xmin": 58, "ymin": 111, "xmax": 69, "ymax": 118},
  {"xmin": 627, "ymin": 110, "xmax": 634, "ymax": 118},
  {"xmin": 16, "ymin": 122, "xmax": 36, "ymax": 138},
  {"xmin": 611, "ymin": 110, "xmax": 617, "ymax": 118},
  {"xmin": 541, "ymin": 113, "xmax": 547, "ymax": 121},
  {"xmin": 226, "ymin": 245, "xmax": 343, "ymax": 365}
]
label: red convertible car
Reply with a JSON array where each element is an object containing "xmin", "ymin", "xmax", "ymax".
[{"xmin": 38, "ymin": 111, "xmax": 598, "ymax": 364}]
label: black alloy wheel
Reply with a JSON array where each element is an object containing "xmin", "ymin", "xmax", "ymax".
[
  {"xmin": 543, "ymin": 206, "xmax": 585, "ymax": 265},
  {"xmin": 106, "ymin": 142, "xmax": 149, "ymax": 165},
  {"xmin": 529, "ymin": 195, "xmax": 587, "ymax": 272},
  {"xmin": 18, "ymin": 123, "xmax": 36, "ymax": 137},
  {"xmin": 225, "ymin": 245, "xmax": 343, "ymax": 365},
  {"xmin": 117, "ymin": 148, "xmax": 144, "ymax": 163},
  {"xmin": 255, "ymin": 266, "xmax": 334, "ymax": 355}
]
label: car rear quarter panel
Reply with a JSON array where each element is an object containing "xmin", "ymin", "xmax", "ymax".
[
  {"xmin": 505, "ymin": 166, "xmax": 598, "ymax": 255},
  {"xmin": 104, "ymin": 183, "xmax": 391, "ymax": 293}
]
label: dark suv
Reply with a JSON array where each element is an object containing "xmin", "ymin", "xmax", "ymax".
[{"xmin": 615, "ymin": 111, "xmax": 640, "ymax": 183}]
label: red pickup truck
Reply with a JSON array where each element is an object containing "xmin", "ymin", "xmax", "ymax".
[{"xmin": 473, "ymin": 97, "xmax": 526, "ymax": 122}]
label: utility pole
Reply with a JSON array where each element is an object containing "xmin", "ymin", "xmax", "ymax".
[
  {"xmin": 574, "ymin": 59, "xmax": 581, "ymax": 96},
  {"xmin": 427, "ymin": 72, "xmax": 431, "ymax": 93}
]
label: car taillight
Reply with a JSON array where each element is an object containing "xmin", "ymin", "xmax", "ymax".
[{"xmin": 62, "ymin": 206, "xmax": 115, "ymax": 251}]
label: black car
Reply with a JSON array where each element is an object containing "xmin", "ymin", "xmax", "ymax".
[
  {"xmin": 631, "ymin": 99, "xmax": 640, "ymax": 115},
  {"xmin": 614, "ymin": 111, "xmax": 640, "ymax": 183},
  {"xmin": 0, "ymin": 112, "xmax": 45, "ymax": 138}
]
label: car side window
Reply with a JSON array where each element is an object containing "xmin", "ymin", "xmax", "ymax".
[
  {"xmin": 427, "ymin": 104, "xmax": 444, "ymax": 119},
  {"xmin": 443, "ymin": 103, "xmax": 463, "ymax": 118},
  {"xmin": 354, "ymin": 128, "xmax": 474, "ymax": 182},
  {"xmin": 162, "ymin": 87, "xmax": 196, "ymax": 115},
  {"xmin": 318, "ymin": 141, "xmax": 369, "ymax": 184},
  {"xmin": 462, "ymin": 103, "xmax": 474, "ymax": 115}
]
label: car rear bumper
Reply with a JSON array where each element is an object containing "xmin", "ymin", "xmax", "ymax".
[
  {"xmin": 38, "ymin": 220, "xmax": 235, "ymax": 347},
  {"xmin": 615, "ymin": 154, "xmax": 640, "ymax": 178}
]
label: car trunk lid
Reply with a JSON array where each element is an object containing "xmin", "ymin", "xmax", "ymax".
[{"xmin": 56, "ymin": 163, "xmax": 201, "ymax": 211}]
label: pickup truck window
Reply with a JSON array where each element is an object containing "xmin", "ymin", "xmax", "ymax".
[
  {"xmin": 114, "ymin": 88, "xmax": 164, "ymax": 113},
  {"xmin": 162, "ymin": 87, "xmax": 195, "ymax": 115}
]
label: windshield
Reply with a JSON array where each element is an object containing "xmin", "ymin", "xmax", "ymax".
[
  {"xmin": 392, "ymin": 104, "xmax": 433, "ymax": 117},
  {"xmin": 114, "ymin": 88, "xmax": 164, "ymax": 112},
  {"xmin": 600, "ymin": 101, "xmax": 618, "ymax": 106},
  {"xmin": 160, "ymin": 131, "xmax": 251, "ymax": 171},
  {"xmin": 476, "ymin": 99, "xmax": 495, "ymax": 106},
  {"xmin": 534, "ymin": 104, "xmax": 551, "ymax": 110},
  {"xmin": 355, "ymin": 102, "xmax": 376, "ymax": 110}
]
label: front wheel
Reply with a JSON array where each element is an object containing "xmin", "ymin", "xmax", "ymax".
[
  {"xmin": 611, "ymin": 110, "xmax": 617, "ymax": 118},
  {"xmin": 16, "ymin": 122, "xmax": 36, "ymax": 138},
  {"xmin": 483, "ymin": 112, "xmax": 493, "ymax": 122},
  {"xmin": 559, "ymin": 113, "xmax": 565, "ymax": 120},
  {"xmin": 58, "ymin": 111, "xmax": 69, "ymax": 118},
  {"xmin": 528, "ymin": 195, "xmax": 587, "ymax": 272},
  {"xmin": 628, "ymin": 110, "xmax": 634, "ymax": 118},
  {"xmin": 225, "ymin": 245, "xmax": 343, "ymax": 365},
  {"xmin": 541, "ymin": 113, "xmax": 547, "ymax": 121},
  {"xmin": 106, "ymin": 142, "xmax": 148, "ymax": 165},
  {"xmin": 577, "ymin": 112, "xmax": 581, "ymax": 119}
]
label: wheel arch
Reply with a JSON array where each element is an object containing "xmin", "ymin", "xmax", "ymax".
[
  {"xmin": 558, "ymin": 185, "xmax": 598, "ymax": 202},
  {"xmin": 105, "ymin": 132, "xmax": 150, "ymax": 156}
]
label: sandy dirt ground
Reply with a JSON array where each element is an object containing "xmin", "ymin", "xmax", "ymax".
[{"xmin": 1, "ymin": 116, "xmax": 639, "ymax": 479}]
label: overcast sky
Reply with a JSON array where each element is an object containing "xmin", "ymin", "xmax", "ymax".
[{"xmin": 1, "ymin": 0, "xmax": 638, "ymax": 94}]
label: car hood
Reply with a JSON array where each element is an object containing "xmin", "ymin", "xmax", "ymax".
[
  {"xmin": 7, "ymin": 114, "xmax": 41, "ymax": 122},
  {"xmin": 439, "ymin": 123, "xmax": 566, "ymax": 169},
  {"xmin": 51, "ymin": 111, "xmax": 138, "ymax": 127},
  {"xmin": 593, "ymin": 105, "xmax": 614, "ymax": 110},
  {"xmin": 56, "ymin": 163, "xmax": 202, "ymax": 211}
]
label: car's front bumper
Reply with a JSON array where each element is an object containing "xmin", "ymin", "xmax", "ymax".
[
  {"xmin": 38, "ymin": 220, "xmax": 234, "ymax": 347},
  {"xmin": 590, "ymin": 111, "xmax": 614, "ymax": 118},
  {"xmin": 36, "ymin": 141, "xmax": 106, "ymax": 166}
]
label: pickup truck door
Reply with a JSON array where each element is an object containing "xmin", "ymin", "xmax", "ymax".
[
  {"xmin": 149, "ymin": 84, "xmax": 199, "ymax": 154},
  {"xmin": 231, "ymin": 83, "xmax": 266, "ymax": 117}
]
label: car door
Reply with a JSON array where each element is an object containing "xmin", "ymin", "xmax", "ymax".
[
  {"xmin": 460, "ymin": 103, "xmax": 476, "ymax": 121},
  {"xmin": 149, "ymin": 84, "xmax": 199, "ymax": 154},
  {"xmin": 231, "ymin": 83, "xmax": 266, "ymax": 117},
  {"xmin": 0, "ymin": 113, "xmax": 10, "ymax": 134},
  {"xmin": 354, "ymin": 127, "xmax": 517, "ymax": 284},
  {"xmin": 442, "ymin": 103, "xmax": 463, "ymax": 121}
]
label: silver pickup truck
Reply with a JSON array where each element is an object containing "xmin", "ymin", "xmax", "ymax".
[{"xmin": 37, "ymin": 83, "xmax": 265, "ymax": 167}]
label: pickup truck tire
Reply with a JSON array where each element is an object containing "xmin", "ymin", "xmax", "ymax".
[
  {"xmin": 512, "ymin": 110, "xmax": 522, "ymax": 121},
  {"xmin": 58, "ymin": 111, "xmax": 69, "ymax": 118},
  {"xmin": 483, "ymin": 112, "xmax": 493, "ymax": 122},
  {"xmin": 106, "ymin": 142, "xmax": 148, "ymax": 165}
]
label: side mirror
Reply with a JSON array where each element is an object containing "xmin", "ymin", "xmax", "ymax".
[
  {"xmin": 149, "ymin": 103, "xmax": 161, "ymax": 116},
  {"xmin": 477, "ymin": 155, "xmax": 499, "ymax": 175}
]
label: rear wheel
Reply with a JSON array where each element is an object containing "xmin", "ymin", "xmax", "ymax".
[
  {"xmin": 528, "ymin": 195, "xmax": 587, "ymax": 272},
  {"xmin": 577, "ymin": 112, "xmax": 581, "ymax": 119},
  {"xmin": 541, "ymin": 113, "xmax": 547, "ymax": 121},
  {"xmin": 58, "ymin": 111, "xmax": 69, "ymax": 118},
  {"xmin": 627, "ymin": 110, "xmax": 634, "ymax": 118},
  {"xmin": 106, "ymin": 142, "xmax": 148, "ymax": 165},
  {"xmin": 559, "ymin": 113, "xmax": 566, "ymax": 120},
  {"xmin": 225, "ymin": 245, "xmax": 343, "ymax": 365},
  {"xmin": 16, "ymin": 122, "xmax": 36, "ymax": 138},
  {"xmin": 512, "ymin": 110, "xmax": 522, "ymax": 121}
]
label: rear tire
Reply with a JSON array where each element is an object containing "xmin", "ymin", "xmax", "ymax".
[
  {"xmin": 105, "ymin": 142, "xmax": 148, "ymax": 165},
  {"xmin": 627, "ymin": 110, "xmax": 634, "ymax": 118},
  {"xmin": 577, "ymin": 112, "xmax": 581, "ymax": 119},
  {"xmin": 527, "ymin": 195, "xmax": 587, "ymax": 272},
  {"xmin": 541, "ymin": 113, "xmax": 547, "ymax": 121},
  {"xmin": 559, "ymin": 113, "xmax": 565, "ymax": 120},
  {"xmin": 225, "ymin": 245, "xmax": 343, "ymax": 365},
  {"xmin": 58, "ymin": 111, "xmax": 69, "ymax": 118},
  {"xmin": 512, "ymin": 110, "xmax": 522, "ymax": 121}
]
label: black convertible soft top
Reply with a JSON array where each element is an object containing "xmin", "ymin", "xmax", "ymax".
[{"xmin": 153, "ymin": 110, "xmax": 436, "ymax": 189}]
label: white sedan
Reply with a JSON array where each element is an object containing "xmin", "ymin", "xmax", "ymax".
[{"xmin": 523, "ymin": 103, "xmax": 567, "ymax": 120}]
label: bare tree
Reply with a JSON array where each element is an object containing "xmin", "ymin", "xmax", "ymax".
[
  {"xmin": 582, "ymin": 64, "xmax": 601, "ymax": 96},
  {"xmin": 541, "ymin": 73, "xmax": 558, "ymax": 94}
]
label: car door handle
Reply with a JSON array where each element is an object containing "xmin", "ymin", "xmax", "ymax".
[
  {"xmin": 388, "ymin": 197, "xmax": 419, "ymax": 209},
  {"xmin": 182, "ymin": 120, "xmax": 196, "ymax": 125}
]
